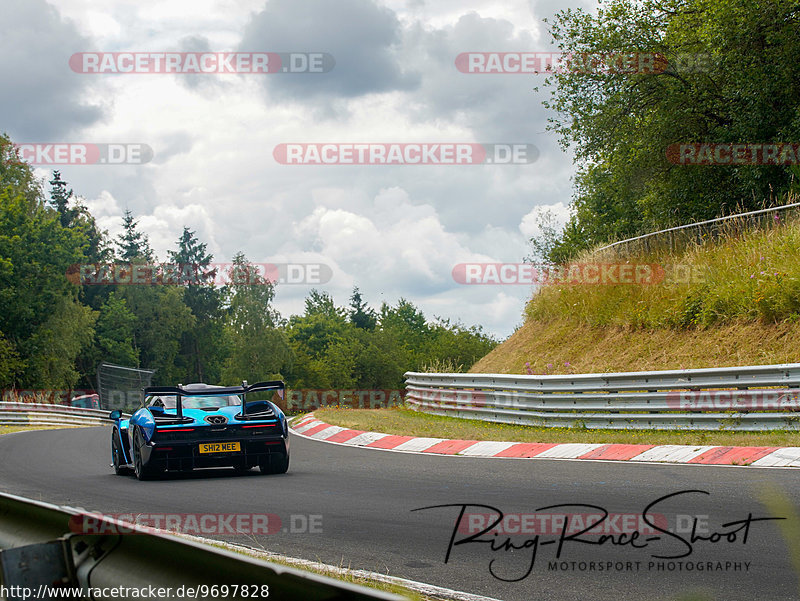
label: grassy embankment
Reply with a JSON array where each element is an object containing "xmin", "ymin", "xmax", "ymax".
[
  {"xmin": 474, "ymin": 210, "xmax": 800, "ymax": 375},
  {"xmin": 315, "ymin": 208, "xmax": 800, "ymax": 445}
]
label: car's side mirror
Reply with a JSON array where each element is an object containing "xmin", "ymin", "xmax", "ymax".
[{"xmin": 108, "ymin": 410, "xmax": 122, "ymax": 420}]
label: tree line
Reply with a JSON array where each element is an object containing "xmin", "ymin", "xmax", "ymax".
[{"xmin": 0, "ymin": 134, "xmax": 497, "ymax": 392}]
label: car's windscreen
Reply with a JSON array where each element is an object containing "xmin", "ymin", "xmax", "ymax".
[{"xmin": 145, "ymin": 394, "xmax": 241, "ymax": 410}]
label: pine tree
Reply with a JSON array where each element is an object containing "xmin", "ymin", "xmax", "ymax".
[
  {"xmin": 168, "ymin": 227, "xmax": 216, "ymax": 290},
  {"xmin": 49, "ymin": 171, "xmax": 75, "ymax": 228},
  {"xmin": 116, "ymin": 209, "xmax": 154, "ymax": 262},
  {"xmin": 349, "ymin": 286, "xmax": 377, "ymax": 330},
  {"xmin": 168, "ymin": 227, "xmax": 223, "ymax": 383}
]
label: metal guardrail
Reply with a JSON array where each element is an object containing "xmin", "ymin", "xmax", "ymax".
[
  {"xmin": 591, "ymin": 193, "xmax": 800, "ymax": 260},
  {"xmin": 593, "ymin": 199, "xmax": 800, "ymax": 256},
  {"xmin": 0, "ymin": 492, "xmax": 404, "ymax": 600},
  {"xmin": 0, "ymin": 403, "xmax": 115, "ymax": 428},
  {"xmin": 404, "ymin": 364, "xmax": 800, "ymax": 431}
]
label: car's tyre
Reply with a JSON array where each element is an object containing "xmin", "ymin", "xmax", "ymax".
[
  {"xmin": 111, "ymin": 429, "xmax": 129, "ymax": 475},
  {"xmin": 259, "ymin": 451, "xmax": 289, "ymax": 475},
  {"xmin": 232, "ymin": 459, "xmax": 251, "ymax": 474},
  {"xmin": 132, "ymin": 428, "xmax": 157, "ymax": 481}
]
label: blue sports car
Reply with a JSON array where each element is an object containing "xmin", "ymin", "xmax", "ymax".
[{"xmin": 109, "ymin": 381, "xmax": 289, "ymax": 480}]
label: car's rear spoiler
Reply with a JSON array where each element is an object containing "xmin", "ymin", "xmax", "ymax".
[{"xmin": 143, "ymin": 381, "xmax": 285, "ymax": 418}]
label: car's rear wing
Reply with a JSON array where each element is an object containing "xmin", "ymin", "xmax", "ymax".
[{"xmin": 143, "ymin": 381, "xmax": 285, "ymax": 418}]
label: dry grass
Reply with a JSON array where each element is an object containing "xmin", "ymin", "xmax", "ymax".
[
  {"xmin": 471, "ymin": 210, "xmax": 800, "ymax": 377},
  {"xmin": 0, "ymin": 425, "xmax": 74, "ymax": 435},
  {"xmin": 312, "ymin": 407, "xmax": 800, "ymax": 447},
  {"xmin": 470, "ymin": 318, "xmax": 800, "ymax": 376}
]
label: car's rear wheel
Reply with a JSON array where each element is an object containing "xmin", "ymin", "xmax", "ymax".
[
  {"xmin": 259, "ymin": 451, "xmax": 289, "ymax": 475},
  {"xmin": 133, "ymin": 428, "xmax": 157, "ymax": 481},
  {"xmin": 233, "ymin": 459, "xmax": 251, "ymax": 474},
  {"xmin": 111, "ymin": 429, "xmax": 128, "ymax": 475}
]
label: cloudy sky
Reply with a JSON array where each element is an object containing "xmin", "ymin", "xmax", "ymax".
[{"xmin": 4, "ymin": 0, "xmax": 594, "ymax": 339}]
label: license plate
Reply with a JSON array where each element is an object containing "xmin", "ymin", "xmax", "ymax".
[{"xmin": 198, "ymin": 442, "xmax": 240, "ymax": 454}]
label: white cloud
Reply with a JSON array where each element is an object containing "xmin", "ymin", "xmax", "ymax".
[
  {"xmin": 292, "ymin": 187, "xmax": 488, "ymax": 292},
  {"xmin": 3, "ymin": 0, "xmax": 598, "ymax": 338}
]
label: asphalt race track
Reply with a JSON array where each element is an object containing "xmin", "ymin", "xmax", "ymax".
[{"xmin": 0, "ymin": 427, "xmax": 798, "ymax": 601}]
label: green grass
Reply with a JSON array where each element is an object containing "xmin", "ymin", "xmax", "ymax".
[
  {"xmin": 311, "ymin": 406, "xmax": 800, "ymax": 447},
  {"xmin": 527, "ymin": 202, "xmax": 800, "ymax": 329}
]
